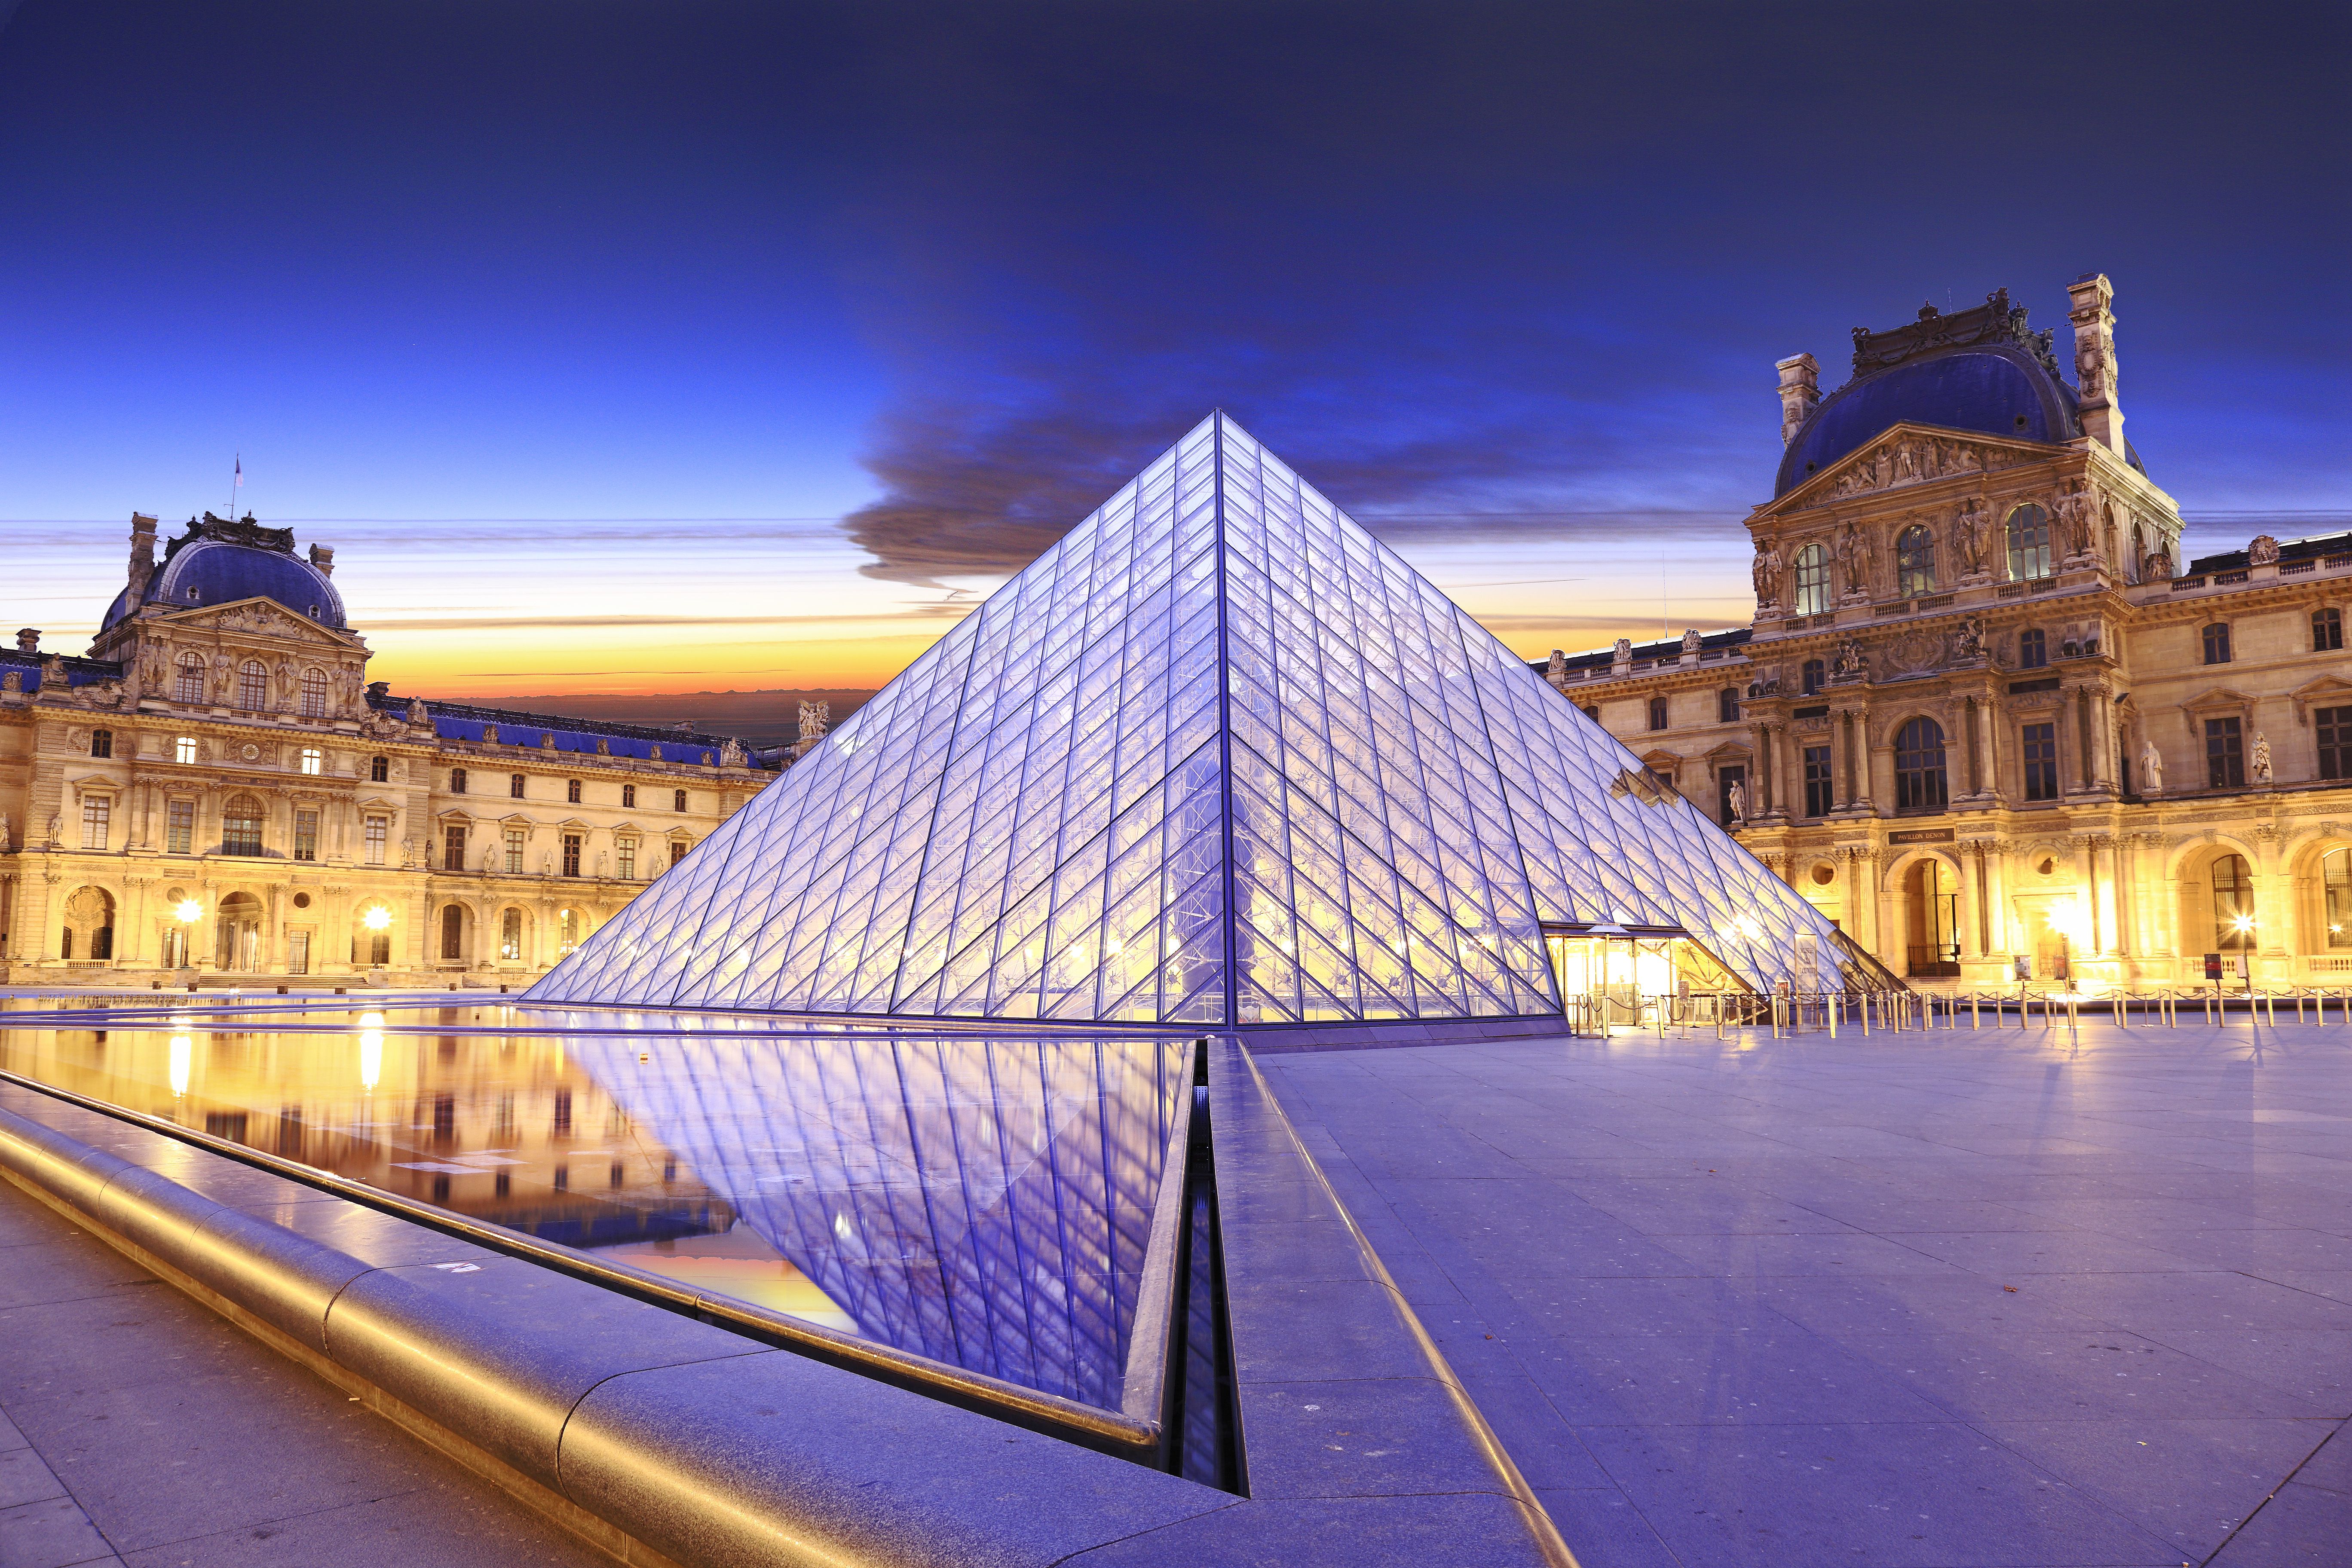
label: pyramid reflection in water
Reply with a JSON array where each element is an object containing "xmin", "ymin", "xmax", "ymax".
[
  {"xmin": 571, "ymin": 1032, "xmax": 1188, "ymax": 1411},
  {"xmin": 531, "ymin": 413, "xmax": 1874, "ymax": 1023}
]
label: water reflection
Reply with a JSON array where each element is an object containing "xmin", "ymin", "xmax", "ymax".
[{"xmin": 0, "ymin": 1005, "xmax": 1187, "ymax": 1412}]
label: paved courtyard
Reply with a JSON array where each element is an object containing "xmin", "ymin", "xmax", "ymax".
[{"xmin": 1259, "ymin": 1018, "xmax": 2352, "ymax": 1568}]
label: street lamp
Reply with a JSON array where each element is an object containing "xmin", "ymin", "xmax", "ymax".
[{"xmin": 361, "ymin": 906, "xmax": 392, "ymax": 931}]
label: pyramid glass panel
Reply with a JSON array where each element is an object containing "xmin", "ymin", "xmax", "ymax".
[{"xmin": 530, "ymin": 413, "xmax": 1889, "ymax": 1023}]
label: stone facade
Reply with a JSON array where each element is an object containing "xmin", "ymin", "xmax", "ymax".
[
  {"xmin": 0, "ymin": 513, "xmax": 773, "ymax": 986},
  {"xmin": 1547, "ymin": 276, "xmax": 2352, "ymax": 991}
]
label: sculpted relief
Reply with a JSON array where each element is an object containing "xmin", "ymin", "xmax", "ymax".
[{"xmin": 1751, "ymin": 542, "xmax": 1784, "ymax": 607}]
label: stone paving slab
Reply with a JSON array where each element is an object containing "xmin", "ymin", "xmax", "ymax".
[{"xmin": 1258, "ymin": 1019, "xmax": 2352, "ymax": 1568}]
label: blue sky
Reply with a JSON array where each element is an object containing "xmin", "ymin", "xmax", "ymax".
[{"xmin": 2, "ymin": 1, "xmax": 2343, "ymax": 698}]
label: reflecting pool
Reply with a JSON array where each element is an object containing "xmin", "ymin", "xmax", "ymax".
[{"xmin": 0, "ymin": 1001, "xmax": 1190, "ymax": 1413}]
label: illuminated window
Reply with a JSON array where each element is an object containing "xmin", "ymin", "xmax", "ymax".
[
  {"xmin": 300, "ymin": 747, "xmax": 322, "ymax": 775},
  {"xmin": 1895, "ymin": 525, "xmax": 1935, "ymax": 597},
  {"xmin": 175, "ymin": 653, "xmax": 205, "ymax": 703},
  {"xmin": 175, "ymin": 735, "xmax": 197, "ymax": 765},
  {"xmin": 2212, "ymin": 853, "xmax": 2255, "ymax": 951},
  {"xmin": 441, "ymin": 904, "xmax": 464, "ymax": 961},
  {"xmin": 238, "ymin": 660, "xmax": 268, "ymax": 710},
  {"xmin": 622, "ymin": 783, "xmax": 636, "ymax": 808},
  {"xmin": 166, "ymin": 799, "xmax": 194, "ymax": 854},
  {"xmin": 2325, "ymin": 849, "xmax": 2352, "ymax": 950},
  {"xmin": 300, "ymin": 668, "xmax": 328, "ymax": 717},
  {"xmin": 557, "ymin": 908, "xmax": 579, "ymax": 955},
  {"xmin": 294, "ymin": 809, "xmax": 318, "ymax": 862},
  {"xmin": 80, "ymin": 796, "xmax": 110, "ymax": 850},
  {"xmin": 1792, "ymin": 543, "xmax": 1831, "ymax": 615},
  {"xmin": 499, "ymin": 907, "xmax": 523, "ymax": 962},
  {"xmin": 2006, "ymin": 504, "xmax": 2052, "ymax": 581},
  {"xmin": 223, "ymin": 794, "xmax": 265, "ymax": 857},
  {"xmin": 504, "ymin": 827, "xmax": 525, "ymax": 874},
  {"xmin": 364, "ymin": 814, "xmax": 388, "ymax": 866}
]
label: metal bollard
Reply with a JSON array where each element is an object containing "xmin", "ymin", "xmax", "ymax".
[
  {"xmin": 1830, "ymin": 995, "xmax": 1839, "ymax": 1038},
  {"xmin": 1971, "ymin": 993, "xmax": 1980, "ymax": 1029}
]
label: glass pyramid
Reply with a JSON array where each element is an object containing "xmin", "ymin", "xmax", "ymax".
[{"xmin": 529, "ymin": 413, "xmax": 1878, "ymax": 1024}]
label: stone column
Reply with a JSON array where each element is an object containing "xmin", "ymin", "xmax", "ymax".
[
  {"xmin": 2093, "ymin": 834, "xmax": 2122, "ymax": 959},
  {"xmin": 2072, "ymin": 834, "xmax": 2101, "ymax": 957},
  {"xmin": 1753, "ymin": 724, "xmax": 1775, "ymax": 815},
  {"xmin": 1963, "ymin": 696, "xmax": 1983, "ymax": 797}
]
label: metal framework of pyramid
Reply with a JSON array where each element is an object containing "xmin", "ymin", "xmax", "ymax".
[{"xmin": 530, "ymin": 413, "xmax": 1878, "ymax": 1025}]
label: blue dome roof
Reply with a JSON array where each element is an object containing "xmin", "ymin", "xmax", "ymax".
[
  {"xmin": 101, "ymin": 521, "xmax": 347, "ymax": 631},
  {"xmin": 1776, "ymin": 346, "xmax": 2080, "ymax": 496}
]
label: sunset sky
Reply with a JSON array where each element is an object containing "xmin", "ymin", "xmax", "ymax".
[{"xmin": 2, "ymin": 2, "xmax": 2343, "ymax": 711}]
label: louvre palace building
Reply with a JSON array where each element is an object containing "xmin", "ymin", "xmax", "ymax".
[
  {"xmin": 1549, "ymin": 274, "xmax": 2352, "ymax": 991},
  {"xmin": 0, "ymin": 512, "xmax": 774, "ymax": 984}
]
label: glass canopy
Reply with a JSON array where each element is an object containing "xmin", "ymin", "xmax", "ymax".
[{"xmin": 531, "ymin": 413, "xmax": 1877, "ymax": 1023}]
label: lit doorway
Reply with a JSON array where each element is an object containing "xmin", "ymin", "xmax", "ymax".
[{"xmin": 1903, "ymin": 858, "xmax": 1960, "ymax": 977}]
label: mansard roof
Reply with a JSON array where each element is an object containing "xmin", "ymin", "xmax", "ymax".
[
  {"xmin": 2188, "ymin": 530, "xmax": 2352, "ymax": 575},
  {"xmin": 375, "ymin": 693, "xmax": 765, "ymax": 766},
  {"xmin": 101, "ymin": 514, "xmax": 347, "ymax": 631}
]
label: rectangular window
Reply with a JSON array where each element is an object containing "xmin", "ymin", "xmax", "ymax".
[
  {"xmin": 1802, "ymin": 659, "xmax": 1824, "ymax": 695},
  {"xmin": 300, "ymin": 747, "xmax": 322, "ymax": 775},
  {"xmin": 166, "ymin": 799, "xmax": 194, "ymax": 854},
  {"xmin": 364, "ymin": 814, "xmax": 389, "ymax": 866},
  {"xmin": 621, "ymin": 784, "xmax": 636, "ymax": 809},
  {"xmin": 617, "ymin": 839, "xmax": 636, "ymax": 880},
  {"xmin": 510, "ymin": 773, "xmax": 526, "ymax": 799},
  {"xmin": 175, "ymin": 735, "xmax": 197, "ymax": 765},
  {"xmin": 1802, "ymin": 746, "xmax": 1833, "ymax": 818},
  {"xmin": 2017, "ymin": 628, "xmax": 2046, "ymax": 669},
  {"xmin": 2203, "ymin": 623, "xmax": 2232, "ymax": 665},
  {"xmin": 2318, "ymin": 609, "xmax": 2345, "ymax": 652},
  {"xmin": 2021, "ymin": 723, "xmax": 2059, "ymax": 802},
  {"xmin": 2318, "ymin": 706, "xmax": 2352, "ymax": 782},
  {"xmin": 567, "ymin": 778, "xmax": 582, "ymax": 804},
  {"xmin": 561, "ymin": 833, "xmax": 582, "ymax": 877},
  {"xmin": 670, "ymin": 840, "xmax": 687, "ymax": 867},
  {"xmin": 451, "ymin": 768, "xmax": 468, "ymax": 794},
  {"xmin": 294, "ymin": 809, "xmax": 318, "ymax": 862},
  {"xmin": 90, "ymin": 729, "xmax": 112, "ymax": 759},
  {"xmin": 505, "ymin": 827, "xmax": 526, "ymax": 874},
  {"xmin": 673, "ymin": 789, "xmax": 687, "ymax": 813},
  {"xmin": 80, "ymin": 796, "xmax": 110, "ymax": 850},
  {"xmin": 370, "ymin": 756, "xmax": 389, "ymax": 783},
  {"xmin": 445, "ymin": 825, "xmax": 468, "ymax": 871},
  {"xmin": 2206, "ymin": 717, "xmax": 2245, "ymax": 789},
  {"xmin": 287, "ymin": 931, "xmax": 309, "ymax": 975},
  {"xmin": 1718, "ymin": 688, "xmax": 1740, "ymax": 723}
]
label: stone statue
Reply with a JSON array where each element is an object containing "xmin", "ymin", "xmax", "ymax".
[
  {"xmin": 2146, "ymin": 548, "xmax": 2175, "ymax": 581},
  {"xmin": 2139, "ymin": 737, "xmax": 2164, "ymax": 797},
  {"xmin": 1681, "ymin": 627, "xmax": 1702, "ymax": 660},
  {"xmin": 481, "ymin": 723, "xmax": 499, "ymax": 744},
  {"xmin": 274, "ymin": 661, "xmax": 296, "ymax": 707},
  {"xmin": 1752, "ymin": 542, "xmax": 1784, "ymax": 607},
  {"xmin": 46, "ymin": 813, "xmax": 61, "ymax": 844},
  {"xmin": 797, "ymin": 698, "xmax": 830, "ymax": 743},
  {"xmin": 407, "ymin": 697, "xmax": 428, "ymax": 724},
  {"xmin": 1893, "ymin": 441, "xmax": 1921, "ymax": 483},
  {"xmin": 1835, "ymin": 526, "xmax": 1871, "ymax": 594},
  {"xmin": 595, "ymin": 850, "xmax": 609, "ymax": 878},
  {"xmin": 1545, "ymin": 649, "xmax": 1567, "ymax": 689},
  {"xmin": 2058, "ymin": 484, "xmax": 2098, "ymax": 560},
  {"xmin": 1955, "ymin": 615, "xmax": 1985, "ymax": 659},
  {"xmin": 2251, "ymin": 730, "xmax": 2273, "ymax": 784},
  {"xmin": 541, "ymin": 851, "xmax": 554, "ymax": 876},
  {"xmin": 2249, "ymin": 534, "xmax": 2281, "ymax": 567},
  {"xmin": 1833, "ymin": 637, "xmax": 1866, "ymax": 678},
  {"xmin": 720, "ymin": 737, "xmax": 747, "ymax": 767},
  {"xmin": 0, "ymin": 671, "xmax": 18, "ymax": 695},
  {"xmin": 595, "ymin": 736, "xmax": 611, "ymax": 755},
  {"xmin": 485, "ymin": 841, "xmax": 504, "ymax": 874},
  {"xmin": 1727, "ymin": 779, "xmax": 1748, "ymax": 823},
  {"xmin": 212, "ymin": 653, "xmax": 234, "ymax": 703},
  {"xmin": 0, "ymin": 811, "xmax": 10, "ymax": 850},
  {"xmin": 1611, "ymin": 637, "xmax": 1632, "ymax": 671},
  {"xmin": 539, "ymin": 732, "xmax": 556, "ymax": 750}
]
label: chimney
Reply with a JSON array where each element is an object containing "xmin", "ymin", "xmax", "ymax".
[
  {"xmin": 309, "ymin": 543, "xmax": 335, "ymax": 577},
  {"xmin": 127, "ymin": 513, "xmax": 158, "ymax": 602},
  {"xmin": 15, "ymin": 629, "xmax": 37, "ymax": 653},
  {"xmin": 1776, "ymin": 353, "xmax": 1820, "ymax": 445},
  {"xmin": 2067, "ymin": 273, "xmax": 2124, "ymax": 454}
]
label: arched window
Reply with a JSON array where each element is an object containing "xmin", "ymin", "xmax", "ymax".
[
  {"xmin": 2213, "ymin": 853, "xmax": 2256, "ymax": 951},
  {"xmin": 2325, "ymin": 849, "xmax": 2352, "ymax": 950},
  {"xmin": 2128, "ymin": 522, "xmax": 2146, "ymax": 584},
  {"xmin": 1792, "ymin": 543, "xmax": 1831, "ymax": 615},
  {"xmin": 1896, "ymin": 525, "xmax": 1936, "ymax": 597},
  {"xmin": 1647, "ymin": 696, "xmax": 1668, "ymax": 731},
  {"xmin": 238, "ymin": 660, "xmax": 269, "ymax": 710},
  {"xmin": 2006, "ymin": 504, "xmax": 2052, "ymax": 582},
  {"xmin": 300, "ymin": 668, "xmax": 328, "ymax": 717},
  {"xmin": 222, "ymin": 793, "xmax": 266, "ymax": 856},
  {"xmin": 175, "ymin": 652, "xmax": 206, "ymax": 704},
  {"xmin": 1893, "ymin": 717, "xmax": 1948, "ymax": 812},
  {"xmin": 499, "ymin": 907, "xmax": 524, "ymax": 962}
]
